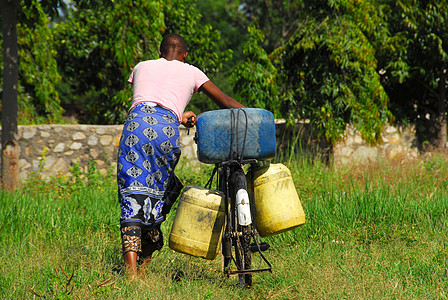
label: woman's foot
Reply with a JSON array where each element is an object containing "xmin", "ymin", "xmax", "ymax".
[
  {"xmin": 124, "ymin": 251, "xmax": 138, "ymax": 280},
  {"xmin": 138, "ymin": 256, "xmax": 152, "ymax": 276}
]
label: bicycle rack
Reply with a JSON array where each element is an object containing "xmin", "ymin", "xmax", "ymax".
[{"xmin": 226, "ymin": 234, "xmax": 273, "ymax": 276}]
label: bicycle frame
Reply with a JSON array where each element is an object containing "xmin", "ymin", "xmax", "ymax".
[
  {"xmin": 207, "ymin": 159, "xmax": 272, "ymax": 278},
  {"xmin": 195, "ymin": 108, "xmax": 274, "ymax": 286}
]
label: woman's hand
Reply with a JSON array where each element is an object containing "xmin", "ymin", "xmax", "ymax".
[{"xmin": 181, "ymin": 111, "xmax": 196, "ymax": 127}]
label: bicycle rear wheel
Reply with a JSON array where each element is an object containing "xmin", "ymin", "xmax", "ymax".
[{"xmin": 230, "ymin": 166, "xmax": 252, "ymax": 287}]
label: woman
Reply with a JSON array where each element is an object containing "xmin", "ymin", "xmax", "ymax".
[{"xmin": 117, "ymin": 33, "xmax": 244, "ymax": 279}]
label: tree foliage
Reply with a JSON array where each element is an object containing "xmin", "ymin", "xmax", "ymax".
[
  {"xmin": 163, "ymin": 0, "xmax": 232, "ymax": 75},
  {"xmin": 240, "ymin": 0, "xmax": 304, "ymax": 53},
  {"xmin": 234, "ymin": 0, "xmax": 394, "ymax": 144},
  {"xmin": 232, "ymin": 0, "xmax": 448, "ymax": 146},
  {"xmin": 54, "ymin": 0, "xmax": 229, "ymax": 124},
  {"xmin": 3, "ymin": 0, "xmax": 448, "ymax": 148},
  {"xmin": 379, "ymin": 0, "xmax": 448, "ymax": 147},
  {"xmin": 231, "ymin": 26, "xmax": 280, "ymax": 116},
  {"xmin": 1, "ymin": 0, "xmax": 63, "ymax": 124},
  {"xmin": 195, "ymin": 0, "xmax": 249, "ymax": 66},
  {"xmin": 2, "ymin": 0, "xmax": 229, "ymax": 124},
  {"xmin": 54, "ymin": 0, "xmax": 165, "ymax": 124}
]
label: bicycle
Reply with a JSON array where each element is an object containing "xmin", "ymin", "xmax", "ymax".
[{"xmin": 195, "ymin": 108, "xmax": 275, "ymax": 288}]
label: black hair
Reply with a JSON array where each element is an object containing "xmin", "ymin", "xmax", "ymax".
[{"xmin": 160, "ymin": 34, "xmax": 187, "ymax": 56}]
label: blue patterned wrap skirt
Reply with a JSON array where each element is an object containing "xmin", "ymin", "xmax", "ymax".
[{"xmin": 117, "ymin": 103, "xmax": 183, "ymax": 230}]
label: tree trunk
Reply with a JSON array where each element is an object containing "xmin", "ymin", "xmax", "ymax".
[
  {"xmin": 1, "ymin": 0, "xmax": 20, "ymax": 191},
  {"xmin": 437, "ymin": 68, "xmax": 448, "ymax": 149}
]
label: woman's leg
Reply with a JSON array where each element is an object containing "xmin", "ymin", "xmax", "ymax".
[
  {"xmin": 138, "ymin": 225, "xmax": 164, "ymax": 275},
  {"xmin": 121, "ymin": 226, "xmax": 141, "ymax": 279}
]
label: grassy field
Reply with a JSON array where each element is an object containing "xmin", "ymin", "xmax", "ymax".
[{"xmin": 1, "ymin": 151, "xmax": 447, "ymax": 299}]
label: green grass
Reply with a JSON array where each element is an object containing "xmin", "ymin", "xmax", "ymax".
[{"xmin": 1, "ymin": 153, "xmax": 448, "ymax": 299}]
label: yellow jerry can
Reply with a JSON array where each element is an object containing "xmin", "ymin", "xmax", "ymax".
[
  {"xmin": 169, "ymin": 186, "xmax": 225, "ymax": 260},
  {"xmin": 247, "ymin": 163, "xmax": 305, "ymax": 237}
]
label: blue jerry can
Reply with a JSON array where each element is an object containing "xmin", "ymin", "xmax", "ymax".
[{"xmin": 195, "ymin": 108, "xmax": 276, "ymax": 164}]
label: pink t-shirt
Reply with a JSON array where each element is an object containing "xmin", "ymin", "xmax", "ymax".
[{"xmin": 128, "ymin": 58, "xmax": 209, "ymax": 122}]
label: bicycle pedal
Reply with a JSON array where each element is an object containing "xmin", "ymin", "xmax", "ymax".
[{"xmin": 250, "ymin": 242, "xmax": 270, "ymax": 252}]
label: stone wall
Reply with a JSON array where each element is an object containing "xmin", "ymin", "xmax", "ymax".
[
  {"xmin": 333, "ymin": 124, "xmax": 419, "ymax": 165},
  {"xmin": 14, "ymin": 125, "xmax": 122, "ymax": 180},
  {"xmin": 1, "ymin": 122, "xmax": 419, "ymax": 181},
  {"xmin": 5, "ymin": 124, "xmax": 201, "ymax": 181}
]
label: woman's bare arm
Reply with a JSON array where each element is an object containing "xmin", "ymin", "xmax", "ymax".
[{"xmin": 199, "ymin": 81, "xmax": 245, "ymax": 109}]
